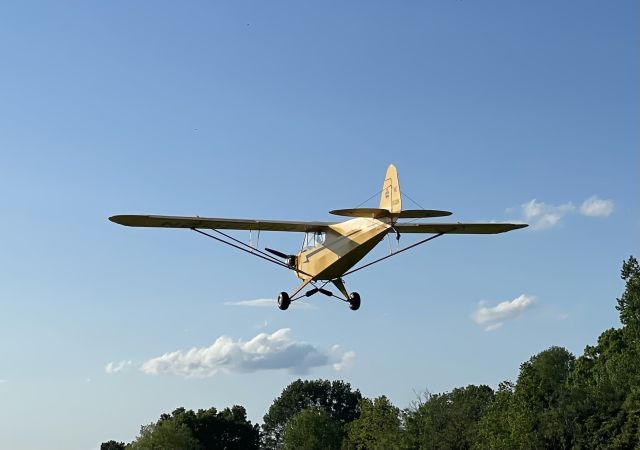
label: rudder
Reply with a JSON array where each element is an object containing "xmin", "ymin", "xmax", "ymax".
[{"xmin": 379, "ymin": 164, "xmax": 402, "ymax": 213}]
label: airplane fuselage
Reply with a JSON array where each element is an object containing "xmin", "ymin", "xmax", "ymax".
[{"xmin": 296, "ymin": 217, "xmax": 391, "ymax": 281}]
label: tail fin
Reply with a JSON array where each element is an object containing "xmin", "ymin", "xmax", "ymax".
[{"xmin": 379, "ymin": 164, "xmax": 402, "ymax": 213}]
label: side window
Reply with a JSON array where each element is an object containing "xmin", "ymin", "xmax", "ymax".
[{"xmin": 303, "ymin": 232, "xmax": 326, "ymax": 249}]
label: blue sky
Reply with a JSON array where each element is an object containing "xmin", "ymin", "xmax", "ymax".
[{"xmin": 0, "ymin": 1, "xmax": 638, "ymax": 448}]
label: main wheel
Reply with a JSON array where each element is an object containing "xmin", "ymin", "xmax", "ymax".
[
  {"xmin": 348, "ymin": 292, "xmax": 361, "ymax": 311},
  {"xmin": 277, "ymin": 292, "xmax": 291, "ymax": 310}
]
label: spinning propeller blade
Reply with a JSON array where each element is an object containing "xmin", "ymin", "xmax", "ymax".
[
  {"xmin": 265, "ymin": 248, "xmax": 290, "ymax": 259},
  {"xmin": 265, "ymin": 247, "xmax": 297, "ymax": 269}
]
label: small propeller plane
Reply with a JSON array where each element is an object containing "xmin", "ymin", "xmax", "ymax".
[{"xmin": 110, "ymin": 164, "xmax": 527, "ymax": 311}]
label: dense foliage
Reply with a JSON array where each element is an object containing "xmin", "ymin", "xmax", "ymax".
[
  {"xmin": 103, "ymin": 256, "xmax": 640, "ymax": 449},
  {"xmin": 262, "ymin": 379, "xmax": 361, "ymax": 449},
  {"xmin": 124, "ymin": 405, "xmax": 259, "ymax": 450},
  {"xmin": 344, "ymin": 396, "xmax": 403, "ymax": 449},
  {"xmin": 282, "ymin": 407, "xmax": 343, "ymax": 450}
]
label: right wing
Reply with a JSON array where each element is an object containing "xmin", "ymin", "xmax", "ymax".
[
  {"xmin": 109, "ymin": 215, "xmax": 334, "ymax": 232},
  {"xmin": 393, "ymin": 222, "xmax": 528, "ymax": 234}
]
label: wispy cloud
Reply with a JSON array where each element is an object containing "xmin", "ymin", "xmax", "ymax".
[
  {"xmin": 521, "ymin": 199, "xmax": 575, "ymax": 230},
  {"xmin": 484, "ymin": 323, "xmax": 503, "ymax": 331},
  {"xmin": 224, "ymin": 298, "xmax": 314, "ymax": 309},
  {"xmin": 0, "ymin": 379, "xmax": 6, "ymax": 384},
  {"xmin": 105, "ymin": 360, "xmax": 132, "ymax": 374},
  {"xmin": 472, "ymin": 294, "xmax": 535, "ymax": 331},
  {"xmin": 141, "ymin": 328, "xmax": 355, "ymax": 378},
  {"xmin": 332, "ymin": 347, "xmax": 356, "ymax": 371},
  {"xmin": 514, "ymin": 195, "xmax": 614, "ymax": 230},
  {"xmin": 580, "ymin": 196, "xmax": 614, "ymax": 217}
]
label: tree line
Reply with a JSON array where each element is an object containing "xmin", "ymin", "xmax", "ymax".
[{"xmin": 102, "ymin": 256, "xmax": 640, "ymax": 450}]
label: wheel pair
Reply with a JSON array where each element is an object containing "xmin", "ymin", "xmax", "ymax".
[
  {"xmin": 277, "ymin": 292, "xmax": 291, "ymax": 310},
  {"xmin": 348, "ymin": 292, "xmax": 361, "ymax": 311},
  {"xmin": 277, "ymin": 291, "xmax": 360, "ymax": 311}
]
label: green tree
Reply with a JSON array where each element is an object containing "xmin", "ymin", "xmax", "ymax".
[
  {"xmin": 510, "ymin": 346, "xmax": 576, "ymax": 449},
  {"xmin": 567, "ymin": 256, "xmax": 640, "ymax": 449},
  {"xmin": 403, "ymin": 385, "xmax": 494, "ymax": 450},
  {"xmin": 101, "ymin": 441, "xmax": 125, "ymax": 450},
  {"xmin": 122, "ymin": 405, "xmax": 259, "ymax": 450},
  {"xmin": 262, "ymin": 379, "xmax": 361, "ymax": 449},
  {"xmin": 475, "ymin": 348, "xmax": 576, "ymax": 450},
  {"xmin": 157, "ymin": 405, "xmax": 259, "ymax": 450},
  {"xmin": 127, "ymin": 420, "xmax": 198, "ymax": 450},
  {"xmin": 473, "ymin": 382, "xmax": 518, "ymax": 450},
  {"xmin": 282, "ymin": 407, "xmax": 343, "ymax": 450},
  {"xmin": 617, "ymin": 255, "xmax": 640, "ymax": 337},
  {"xmin": 343, "ymin": 396, "xmax": 402, "ymax": 450}
]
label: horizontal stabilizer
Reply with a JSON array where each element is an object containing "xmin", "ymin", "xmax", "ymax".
[
  {"xmin": 330, "ymin": 208, "xmax": 452, "ymax": 218},
  {"xmin": 393, "ymin": 223, "xmax": 528, "ymax": 234},
  {"xmin": 394, "ymin": 209, "xmax": 452, "ymax": 218},
  {"xmin": 329, "ymin": 208, "xmax": 391, "ymax": 218}
]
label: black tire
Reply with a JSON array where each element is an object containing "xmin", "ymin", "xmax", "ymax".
[
  {"xmin": 349, "ymin": 292, "xmax": 361, "ymax": 311},
  {"xmin": 277, "ymin": 292, "xmax": 290, "ymax": 310}
]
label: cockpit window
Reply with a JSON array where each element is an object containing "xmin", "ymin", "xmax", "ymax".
[{"xmin": 303, "ymin": 231, "xmax": 326, "ymax": 249}]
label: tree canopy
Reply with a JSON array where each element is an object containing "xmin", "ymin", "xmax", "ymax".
[
  {"xmin": 121, "ymin": 405, "xmax": 259, "ymax": 450},
  {"xmin": 404, "ymin": 385, "xmax": 494, "ymax": 450},
  {"xmin": 101, "ymin": 441, "xmax": 125, "ymax": 450},
  {"xmin": 281, "ymin": 407, "xmax": 342, "ymax": 450},
  {"xmin": 343, "ymin": 395, "xmax": 402, "ymax": 450},
  {"xmin": 261, "ymin": 378, "xmax": 361, "ymax": 449}
]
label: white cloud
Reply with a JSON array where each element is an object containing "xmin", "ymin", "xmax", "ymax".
[
  {"xmin": 333, "ymin": 350, "xmax": 356, "ymax": 371},
  {"xmin": 224, "ymin": 298, "xmax": 314, "ymax": 309},
  {"xmin": 472, "ymin": 294, "xmax": 535, "ymax": 331},
  {"xmin": 580, "ymin": 196, "xmax": 614, "ymax": 217},
  {"xmin": 105, "ymin": 360, "xmax": 132, "ymax": 374},
  {"xmin": 141, "ymin": 328, "xmax": 355, "ymax": 378},
  {"xmin": 515, "ymin": 196, "xmax": 614, "ymax": 230},
  {"xmin": 224, "ymin": 298, "xmax": 273, "ymax": 307},
  {"xmin": 521, "ymin": 199, "xmax": 575, "ymax": 230},
  {"xmin": 0, "ymin": 379, "xmax": 6, "ymax": 384}
]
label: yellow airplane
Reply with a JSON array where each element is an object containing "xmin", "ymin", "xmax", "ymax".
[{"xmin": 110, "ymin": 164, "xmax": 527, "ymax": 311}]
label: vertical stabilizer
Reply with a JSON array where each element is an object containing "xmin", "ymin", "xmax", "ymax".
[{"xmin": 379, "ymin": 164, "xmax": 402, "ymax": 213}]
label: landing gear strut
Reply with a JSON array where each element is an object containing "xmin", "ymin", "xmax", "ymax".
[
  {"xmin": 333, "ymin": 279, "xmax": 361, "ymax": 311},
  {"xmin": 276, "ymin": 279, "xmax": 362, "ymax": 311}
]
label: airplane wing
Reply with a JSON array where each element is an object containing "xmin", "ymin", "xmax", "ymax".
[
  {"xmin": 393, "ymin": 223, "xmax": 528, "ymax": 234},
  {"xmin": 109, "ymin": 215, "xmax": 334, "ymax": 232}
]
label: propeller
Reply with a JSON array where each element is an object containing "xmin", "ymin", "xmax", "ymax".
[
  {"xmin": 265, "ymin": 248, "xmax": 289, "ymax": 259},
  {"xmin": 265, "ymin": 248, "xmax": 297, "ymax": 269}
]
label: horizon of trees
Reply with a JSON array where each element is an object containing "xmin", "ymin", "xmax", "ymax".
[{"xmin": 102, "ymin": 256, "xmax": 640, "ymax": 450}]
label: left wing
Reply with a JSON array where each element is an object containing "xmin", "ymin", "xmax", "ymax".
[
  {"xmin": 109, "ymin": 215, "xmax": 335, "ymax": 232},
  {"xmin": 393, "ymin": 223, "xmax": 528, "ymax": 234}
]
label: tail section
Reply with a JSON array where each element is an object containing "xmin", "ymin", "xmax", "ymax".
[{"xmin": 379, "ymin": 164, "xmax": 402, "ymax": 213}]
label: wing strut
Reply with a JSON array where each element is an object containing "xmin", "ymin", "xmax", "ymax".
[
  {"xmin": 190, "ymin": 228, "xmax": 315, "ymax": 279},
  {"xmin": 342, "ymin": 232, "xmax": 447, "ymax": 277}
]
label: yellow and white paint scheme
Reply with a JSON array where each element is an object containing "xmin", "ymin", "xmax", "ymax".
[
  {"xmin": 110, "ymin": 164, "xmax": 527, "ymax": 310},
  {"xmin": 296, "ymin": 164, "xmax": 401, "ymax": 282}
]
